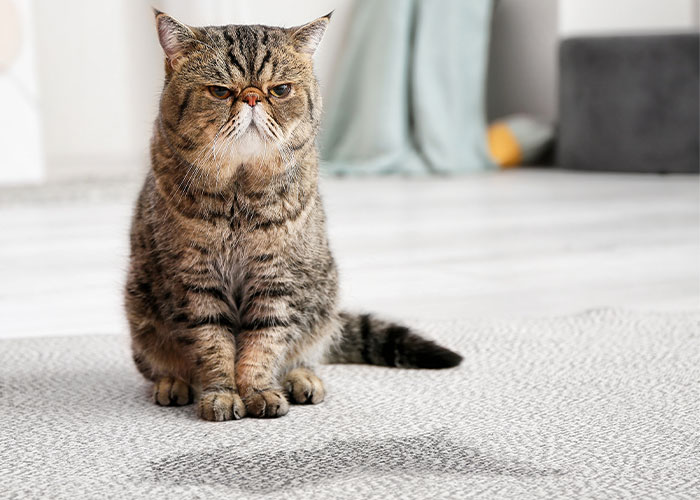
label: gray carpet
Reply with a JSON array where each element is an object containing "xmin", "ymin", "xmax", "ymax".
[{"xmin": 1, "ymin": 309, "xmax": 699, "ymax": 499}]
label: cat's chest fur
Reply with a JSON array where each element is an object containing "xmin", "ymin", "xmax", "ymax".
[
  {"xmin": 196, "ymin": 208, "xmax": 254, "ymax": 308},
  {"xmin": 206, "ymin": 235, "xmax": 245, "ymax": 313},
  {"xmin": 190, "ymin": 191, "xmax": 298, "ymax": 311}
]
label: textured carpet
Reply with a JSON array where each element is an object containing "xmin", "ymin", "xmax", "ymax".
[{"xmin": 1, "ymin": 309, "xmax": 699, "ymax": 499}]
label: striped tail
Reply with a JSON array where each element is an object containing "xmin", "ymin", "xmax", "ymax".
[{"xmin": 326, "ymin": 312, "xmax": 463, "ymax": 369}]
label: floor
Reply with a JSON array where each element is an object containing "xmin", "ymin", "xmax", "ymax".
[{"xmin": 0, "ymin": 169, "xmax": 698, "ymax": 339}]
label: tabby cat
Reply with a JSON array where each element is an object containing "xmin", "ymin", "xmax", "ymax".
[{"xmin": 125, "ymin": 10, "xmax": 462, "ymax": 421}]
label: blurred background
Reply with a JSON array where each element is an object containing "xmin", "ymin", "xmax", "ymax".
[{"xmin": 1, "ymin": 0, "xmax": 698, "ymax": 339}]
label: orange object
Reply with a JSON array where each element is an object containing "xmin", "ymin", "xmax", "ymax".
[{"xmin": 487, "ymin": 122, "xmax": 522, "ymax": 168}]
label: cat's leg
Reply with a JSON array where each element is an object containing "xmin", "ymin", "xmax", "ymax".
[
  {"xmin": 131, "ymin": 345, "xmax": 157, "ymax": 381},
  {"xmin": 235, "ymin": 319, "xmax": 292, "ymax": 418},
  {"xmin": 130, "ymin": 324, "xmax": 195, "ymax": 407},
  {"xmin": 236, "ymin": 265, "xmax": 338, "ymax": 417},
  {"xmin": 283, "ymin": 367, "xmax": 325, "ymax": 405},
  {"xmin": 128, "ymin": 273, "xmax": 244, "ymax": 419},
  {"xmin": 236, "ymin": 336, "xmax": 291, "ymax": 418},
  {"xmin": 168, "ymin": 284, "xmax": 246, "ymax": 421},
  {"xmin": 134, "ymin": 322, "xmax": 240, "ymax": 416},
  {"xmin": 188, "ymin": 323, "xmax": 246, "ymax": 421},
  {"xmin": 235, "ymin": 235, "xmax": 339, "ymax": 418}
]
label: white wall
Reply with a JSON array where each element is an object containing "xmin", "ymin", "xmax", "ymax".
[
  {"xmin": 32, "ymin": 0, "xmax": 136, "ymax": 181},
  {"xmin": 0, "ymin": 0, "xmax": 43, "ymax": 184},
  {"xmin": 560, "ymin": 0, "xmax": 699, "ymax": 36}
]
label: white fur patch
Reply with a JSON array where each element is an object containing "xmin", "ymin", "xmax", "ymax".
[{"xmin": 228, "ymin": 107, "xmax": 280, "ymax": 165}]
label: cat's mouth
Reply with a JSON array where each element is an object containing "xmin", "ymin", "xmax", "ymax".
[
  {"xmin": 247, "ymin": 111, "xmax": 276, "ymax": 143},
  {"xmin": 233, "ymin": 105, "xmax": 284, "ymax": 152},
  {"xmin": 243, "ymin": 121, "xmax": 265, "ymax": 141},
  {"xmin": 231, "ymin": 115, "xmax": 274, "ymax": 160}
]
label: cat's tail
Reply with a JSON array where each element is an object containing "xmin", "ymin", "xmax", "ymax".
[{"xmin": 325, "ymin": 312, "xmax": 463, "ymax": 369}]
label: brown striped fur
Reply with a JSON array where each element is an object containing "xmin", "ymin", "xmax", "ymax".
[{"xmin": 125, "ymin": 10, "xmax": 462, "ymax": 421}]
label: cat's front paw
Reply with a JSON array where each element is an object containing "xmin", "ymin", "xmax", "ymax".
[
  {"xmin": 244, "ymin": 389, "xmax": 289, "ymax": 418},
  {"xmin": 198, "ymin": 390, "xmax": 246, "ymax": 421},
  {"xmin": 284, "ymin": 368, "xmax": 325, "ymax": 404},
  {"xmin": 153, "ymin": 377, "xmax": 193, "ymax": 406}
]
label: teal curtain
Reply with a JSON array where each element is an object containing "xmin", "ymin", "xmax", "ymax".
[{"xmin": 320, "ymin": 0, "xmax": 495, "ymax": 175}]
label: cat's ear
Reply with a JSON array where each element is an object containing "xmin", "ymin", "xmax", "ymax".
[
  {"xmin": 290, "ymin": 12, "xmax": 332, "ymax": 56},
  {"xmin": 154, "ymin": 9, "xmax": 196, "ymax": 70}
]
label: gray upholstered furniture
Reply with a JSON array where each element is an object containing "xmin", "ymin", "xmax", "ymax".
[{"xmin": 558, "ymin": 33, "xmax": 699, "ymax": 173}]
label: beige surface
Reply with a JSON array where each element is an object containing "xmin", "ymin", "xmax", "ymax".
[{"xmin": 0, "ymin": 170, "xmax": 698, "ymax": 339}]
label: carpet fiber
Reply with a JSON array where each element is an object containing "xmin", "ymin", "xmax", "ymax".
[{"xmin": 1, "ymin": 309, "xmax": 699, "ymax": 499}]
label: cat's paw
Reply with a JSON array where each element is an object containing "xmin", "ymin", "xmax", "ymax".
[
  {"xmin": 153, "ymin": 377, "xmax": 193, "ymax": 406},
  {"xmin": 244, "ymin": 389, "xmax": 289, "ymax": 418},
  {"xmin": 198, "ymin": 390, "xmax": 246, "ymax": 421},
  {"xmin": 284, "ymin": 368, "xmax": 325, "ymax": 404}
]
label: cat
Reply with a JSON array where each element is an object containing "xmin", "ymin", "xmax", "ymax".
[{"xmin": 125, "ymin": 10, "xmax": 462, "ymax": 421}]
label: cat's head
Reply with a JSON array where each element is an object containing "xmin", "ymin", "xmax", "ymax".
[{"xmin": 154, "ymin": 10, "xmax": 330, "ymax": 181}]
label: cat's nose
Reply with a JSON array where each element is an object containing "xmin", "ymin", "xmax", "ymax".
[{"xmin": 241, "ymin": 89, "xmax": 263, "ymax": 107}]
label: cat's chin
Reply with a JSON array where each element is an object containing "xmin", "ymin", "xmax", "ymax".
[
  {"xmin": 207, "ymin": 128, "xmax": 284, "ymax": 181},
  {"xmin": 202, "ymin": 126, "xmax": 287, "ymax": 182},
  {"xmin": 230, "ymin": 128, "xmax": 274, "ymax": 163}
]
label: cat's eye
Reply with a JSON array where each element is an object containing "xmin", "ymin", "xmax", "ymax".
[
  {"xmin": 208, "ymin": 86, "xmax": 232, "ymax": 99},
  {"xmin": 269, "ymin": 84, "xmax": 291, "ymax": 98}
]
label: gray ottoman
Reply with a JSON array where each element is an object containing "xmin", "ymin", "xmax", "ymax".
[{"xmin": 557, "ymin": 34, "xmax": 699, "ymax": 173}]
